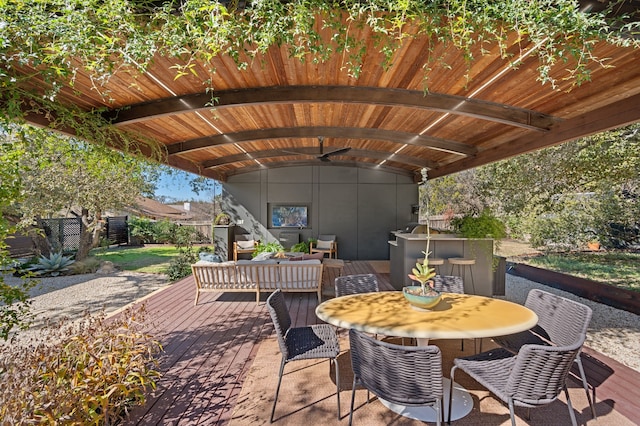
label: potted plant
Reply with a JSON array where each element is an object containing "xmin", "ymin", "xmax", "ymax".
[
  {"xmin": 214, "ymin": 213, "xmax": 231, "ymax": 226},
  {"xmin": 403, "ymin": 171, "xmax": 441, "ymax": 310}
]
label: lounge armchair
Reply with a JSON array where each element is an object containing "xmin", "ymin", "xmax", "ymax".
[{"xmin": 310, "ymin": 234, "xmax": 337, "ymax": 259}]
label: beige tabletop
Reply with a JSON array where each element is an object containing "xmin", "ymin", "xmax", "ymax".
[{"xmin": 316, "ymin": 292, "xmax": 538, "ymax": 340}]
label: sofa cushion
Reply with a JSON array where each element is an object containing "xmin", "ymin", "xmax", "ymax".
[
  {"xmin": 278, "ymin": 259, "xmax": 322, "ymax": 265},
  {"xmin": 316, "ymin": 239, "xmax": 333, "ymax": 249},
  {"xmin": 237, "ymin": 259, "xmax": 278, "ymax": 265}
]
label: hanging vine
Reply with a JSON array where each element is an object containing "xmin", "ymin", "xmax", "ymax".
[{"xmin": 0, "ymin": 0, "xmax": 638, "ymax": 150}]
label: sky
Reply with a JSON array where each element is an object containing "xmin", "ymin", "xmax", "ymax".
[{"xmin": 153, "ymin": 169, "xmax": 219, "ymax": 202}]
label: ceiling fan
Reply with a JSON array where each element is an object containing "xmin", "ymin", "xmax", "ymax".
[{"xmin": 282, "ymin": 136, "xmax": 351, "ymax": 162}]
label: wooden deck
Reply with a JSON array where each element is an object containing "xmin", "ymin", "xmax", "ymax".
[{"xmin": 122, "ymin": 261, "xmax": 640, "ymax": 425}]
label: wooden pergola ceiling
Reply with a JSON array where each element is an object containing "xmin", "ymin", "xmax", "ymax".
[{"xmin": 15, "ymin": 11, "xmax": 640, "ymax": 183}]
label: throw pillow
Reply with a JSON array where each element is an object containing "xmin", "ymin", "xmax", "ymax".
[
  {"xmin": 237, "ymin": 240, "xmax": 255, "ymax": 249},
  {"xmin": 303, "ymin": 252, "xmax": 325, "ymax": 260},
  {"xmin": 316, "ymin": 239, "xmax": 333, "ymax": 249}
]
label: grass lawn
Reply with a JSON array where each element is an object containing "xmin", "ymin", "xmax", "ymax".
[
  {"xmin": 91, "ymin": 245, "xmax": 182, "ymax": 274},
  {"xmin": 519, "ymin": 251, "xmax": 640, "ymax": 293}
]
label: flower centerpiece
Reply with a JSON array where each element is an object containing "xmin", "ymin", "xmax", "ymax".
[{"xmin": 403, "ymin": 170, "xmax": 442, "ymax": 310}]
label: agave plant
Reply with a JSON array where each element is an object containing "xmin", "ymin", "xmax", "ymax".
[{"xmin": 28, "ymin": 252, "xmax": 76, "ymax": 277}]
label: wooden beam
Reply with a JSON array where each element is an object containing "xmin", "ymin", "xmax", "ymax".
[
  {"xmin": 167, "ymin": 126, "xmax": 477, "ymax": 157},
  {"xmin": 428, "ymin": 93, "xmax": 640, "ymax": 179},
  {"xmin": 201, "ymin": 148, "xmax": 438, "ymax": 169},
  {"xmin": 106, "ymin": 86, "xmax": 557, "ymax": 131}
]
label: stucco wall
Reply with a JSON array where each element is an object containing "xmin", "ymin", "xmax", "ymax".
[{"xmin": 219, "ymin": 166, "xmax": 418, "ymax": 260}]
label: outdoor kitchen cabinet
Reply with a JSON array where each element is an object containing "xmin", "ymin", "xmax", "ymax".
[{"xmin": 389, "ymin": 234, "xmax": 496, "ymax": 296}]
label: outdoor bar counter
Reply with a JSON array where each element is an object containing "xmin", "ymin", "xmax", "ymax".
[{"xmin": 389, "ymin": 233, "xmax": 495, "ymax": 296}]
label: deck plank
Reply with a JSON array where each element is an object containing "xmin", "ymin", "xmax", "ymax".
[{"xmin": 121, "ymin": 261, "xmax": 640, "ymax": 425}]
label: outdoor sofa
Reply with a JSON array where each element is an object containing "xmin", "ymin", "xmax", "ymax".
[{"xmin": 191, "ymin": 259, "xmax": 324, "ymax": 305}]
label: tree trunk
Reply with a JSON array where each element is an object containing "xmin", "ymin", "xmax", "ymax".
[
  {"xmin": 75, "ymin": 208, "xmax": 103, "ymax": 261},
  {"xmin": 31, "ymin": 217, "xmax": 52, "ymax": 257}
]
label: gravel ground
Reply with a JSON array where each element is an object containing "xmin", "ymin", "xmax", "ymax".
[
  {"xmin": 1, "ymin": 271, "xmax": 169, "ymax": 344},
  {"xmin": 501, "ymin": 275, "xmax": 640, "ymax": 372},
  {"xmin": 2, "ymin": 271, "xmax": 638, "ymax": 372}
]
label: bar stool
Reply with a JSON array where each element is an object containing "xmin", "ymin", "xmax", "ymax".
[
  {"xmin": 416, "ymin": 257, "xmax": 445, "ymax": 275},
  {"xmin": 448, "ymin": 257, "xmax": 476, "ymax": 295}
]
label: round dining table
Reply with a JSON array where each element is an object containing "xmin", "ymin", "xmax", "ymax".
[{"xmin": 315, "ymin": 291, "xmax": 538, "ymax": 422}]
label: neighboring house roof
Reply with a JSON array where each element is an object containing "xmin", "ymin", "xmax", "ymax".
[{"xmin": 128, "ymin": 196, "xmax": 195, "ymax": 220}]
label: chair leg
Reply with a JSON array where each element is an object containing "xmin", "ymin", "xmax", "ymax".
[
  {"xmin": 564, "ymin": 386, "xmax": 578, "ymax": 426},
  {"xmin": 348, "ymin": 377, "xmax": 358, "ymax": 426},
  {"xmin": 448, "ymin": 366, "xmax": 457, "ymax": 424},
  {"xmin": 575, "ymin": 355, "xmax": 597, "ymax": 419},
  {"xmin": 334, "ymin": 357, "xmax": 341, "ymax": 420},
  {"xmin": 437, "ymin": 397, "xmax": 444, "ymax": 426},
  {"xmin": 508, "ymin": 399, "xmax": 517, "ymax": 426},
  {"xmin": 270, "ymin": 358, "xmax": 286, "ymax": 422}
]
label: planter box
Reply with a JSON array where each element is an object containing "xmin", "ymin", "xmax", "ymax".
[{"xmin": 508, "ymin": 263, "xmax": 640, "ymax": 315}]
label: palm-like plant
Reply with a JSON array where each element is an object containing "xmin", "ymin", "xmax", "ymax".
[{"xmin": 28, "ymin": 252, "xmax": 75, "ymax": 276}]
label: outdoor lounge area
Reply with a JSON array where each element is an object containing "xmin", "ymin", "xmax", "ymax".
[
  {"xmin": 3, "ymin": 3, "xmax": 640, "ymax": 424},
  {"xmin": 120, "ymin": 261, "xmax": 640, "ymax": 425}
]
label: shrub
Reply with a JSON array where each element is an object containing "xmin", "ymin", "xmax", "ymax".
[
  {"xmin": 166, "ymin": 248, "xmax": 197, "ymax": 281},
  {"xmin": 451, "ymin": 209, "xmax": 506, "ymax": 240},
  {"xmin": 0, "ymin": 306, "xmax": 162, "ymax": 424},
  {"xmin": 128, "ymin": 216, "xmax": 156, "ymax": 244},
  {"xmin": 69, "ymin": 256, "xmax": 102, "ymax": 274}
]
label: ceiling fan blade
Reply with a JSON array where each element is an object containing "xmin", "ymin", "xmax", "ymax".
[{"xmin": 318, "ymin": 147, "xmax": 352, "ymax": 159}]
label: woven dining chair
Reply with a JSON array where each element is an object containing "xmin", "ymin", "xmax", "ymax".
[
  {"xmin": 335, "ymin": 273, "xmax": 379, "ymax": 297},
  {"xmin": 491, "ymin": 288, "xmax": 596, "ymax": 419},
  {"xmin": 266, "ymin": 289, "xmax": 341, "ymax": 422},
  {"xmin": 449, "ymin": 334, "xmax": 585, "ymax": 426},
  {"xmin": 431, "ymin": 275, "xmax": 467, "ymax": 351},
  {"xmin": 348, "ymin": 329, "xmax": 444, "ymax": 426}
]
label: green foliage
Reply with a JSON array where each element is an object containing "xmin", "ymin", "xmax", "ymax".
[
  {"xmin": 27, "ymin": 252, "xmax": 76, "ymax": 277},
  {"xmin": 197, "ymin": 246, "xmax": 215, "ymax": 254},
  {"xmin": 0, "ymin": 307, "xmax": 162, "ymax": 424},
  {"xmin": 4, "ymin": 126, "xmax": 160, "ymax": 260},
  {"xmin": 0, "ymin": 138, "xmax": 32, "ymax": 341},
  {"xmin": 451, "ymin": 209, "xmax": 506, "ymax": 240},
  {"xmin": 214, "ymin": 213, "xmax": 230, "ymax": 225},
  {"xmin": 0, "ymin": 0, "xmax": 636, "ymax": 156},
  {"xmin": 290, "ymin": 241, "xmax": 309, "ymax": 253},
  {"xmin": 128, "ymin": 216, "xmax": 157, "ymax": 244},
  {"xmin": 165, "ymin": 248, "xmax": 197, "ymax": 281},
  {"xmin": 128, "ymin": 217, "xmax": 201, "ymax": 245},
  {"xmin": 0, "ymin": 279, "xmax": 35, "ymax": 341},
  {"xmin": 253, "ymin": 241, "xmax": 285, "ymax": 257}
]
